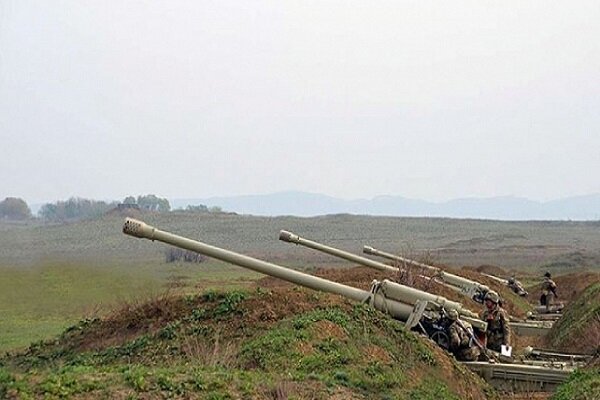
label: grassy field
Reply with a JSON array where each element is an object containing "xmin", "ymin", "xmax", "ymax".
[
  {"xmin": 0, "ymin": 261, "xmax": 259, "ymax": 352},
  {"xmin": 0, "ymin": 211, "xmax": 599, "ymax": 352}
]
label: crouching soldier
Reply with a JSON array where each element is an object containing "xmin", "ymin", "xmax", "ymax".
[
  {"xmin": 447, "ymin": 309, "xmax": 481, "ymax": 361},
  {"xmin": 481, "ymin": 291, "xmax": 511, "ymax": 352},
  {"xmin": 507, "ymin": 276, "xmax": 528, "ymax": 297}
]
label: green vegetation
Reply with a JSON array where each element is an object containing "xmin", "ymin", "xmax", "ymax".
[
  {"xmin": 551, "ymin": 367, "xmax": 600, "ymax": 400},
  {"xmin": 38, "ymin": 197, "xmax": 117, "ymax": 221},
  {"xmin": 0, "ymin": 262, "xmax": 259, "ymax": 352},
  {"xmin": 0, "ymin": 289, "xmax": 494, "ymax": 399},
  {"xmin": 547, "ymin": 282, "xmax": 600, "ymax": 354}
]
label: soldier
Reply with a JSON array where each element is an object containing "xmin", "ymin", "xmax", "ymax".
[
  {"xmin": 540, "ymin": 272, "xmax": 558, "ymax": 310},
  {"xmin": 481, "ymin": 291, "xmax": 511, "ymax": 352},
  {"xmin": 507, "ymin": 276, "xmax": 528, "ymax": 297},
  {"xmin": 446, "ymin": 309, "xmax": 481, "ymax": 361}
]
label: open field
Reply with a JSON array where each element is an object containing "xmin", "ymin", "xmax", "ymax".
[
  {"xmin": 0, "ymin": 211, "xmax": 599, "ymax": 352},
  {"xmin": 2, "ymin": 212, "xmax": 600, "ymax": 270}
]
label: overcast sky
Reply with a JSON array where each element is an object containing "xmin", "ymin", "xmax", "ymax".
[{"xmin": 1, "ymin": 1, "xmax": 599, "ymax": 204}]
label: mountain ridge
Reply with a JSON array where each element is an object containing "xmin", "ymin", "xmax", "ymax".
[{"xmin": 171, "ymin": 191, "xmax": 600, "ymax": 220}]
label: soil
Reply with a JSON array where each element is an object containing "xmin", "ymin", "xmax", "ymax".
[{"xmin": 552, "ymin": 271, "xmax": 600, "ymax": 303}]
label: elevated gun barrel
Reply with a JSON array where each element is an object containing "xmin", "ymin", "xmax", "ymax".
[
  {"xmin": 279, "ymin": 230, "xmax": 398, "ymax": 273},
  {"xmin": 279, "ymin": 230, "xmax": 481, "ymax": 325},
  {"xmin": 124, "ymin": 218, "xmax": 367, "ymax": 302},
  {"xmin": 364, "ymin": 245, "xmax": 490, "ymax": 301},
  {"xmin": 123, "ymin": 218, "xmax": 414, "ymax": 321},
  {"xmin": 481, "ymin": 273, "xmax": 509, "ymax": 285},
  {"xmin": 364, "ymin": 246, "xmax": 433, "ymax": 270}
]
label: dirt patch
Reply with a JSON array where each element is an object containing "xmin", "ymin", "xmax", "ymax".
[
  {"xmin": 552, "ymin": 272, "xmax": 600, "ymax": 303},
  {"xmin": 73, "ymin": 292, "xmax": 195, "ymax": 351},
  {"xmin": 363, "ymin": 344, "xmax": 392, "ymax": 363},
  {"xmin": 310, "ymin": 320, "xmax": 347, "ymax": 340}
]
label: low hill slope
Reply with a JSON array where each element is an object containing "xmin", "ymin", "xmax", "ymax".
[
  {"xmin": 546, "ymin": 282, "xmax": 600, "ymax": 354},
  {"xmin": 1, "ymin": 287, "xmax": 496, "ymax": 399}
]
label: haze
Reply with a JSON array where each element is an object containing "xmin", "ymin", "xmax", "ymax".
[{"xmin": 1, "ymin": 1, "xmax": 599, "ymax": 205}]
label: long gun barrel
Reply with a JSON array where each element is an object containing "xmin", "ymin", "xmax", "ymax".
[
  {"xmin": 364, "ymin": 245, "xmax": 490, "ymax": 302},
  {"xmin": 123, "ymin": 218, "xmax": 484, "ymax": 330},
  {"xmin": 279, "ymin": 230, "xmax": 399, "ymax": 273}
]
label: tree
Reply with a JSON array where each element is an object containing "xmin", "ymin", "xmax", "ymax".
[
  {"xmin": 123, "ymin": 196, "xmax": 136, "ymax": 204},
  {"xmin": 0, "ymin": 197, "xmax": 32, "ymax": 220},
  {"xmin": 38, "ymin": 197, "xmax": 116, "ymax": 221},
  {"xmin": 136, "ymin": 194, "xmax": 170, "ymax": 212},
  {"xmin": 186, "ymin": 204, "xmax": 209, "ymax": 212}
]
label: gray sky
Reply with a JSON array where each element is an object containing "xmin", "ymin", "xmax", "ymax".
[{"xmin": 1, "ymin": 1, "xmax": 599, "ymax": 204}]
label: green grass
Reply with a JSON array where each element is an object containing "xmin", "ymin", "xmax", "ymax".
[
  {"xmin": 0, "ymin": 291, "xmax": 494, "ymax": 399},
  {"xmin": 551, "ymin": 368, "xmax": 600, "ymax": 400},
  {"xmin": 0, "ymin": 261, "xmax": 260, "ymax": 352},
  {"xmin": 0, "ymin": 263, "xmax": 160, "ymax": 351},
  {"xmin": 546, "ymin": 282, "xmax": 600, "ymax": 353}
]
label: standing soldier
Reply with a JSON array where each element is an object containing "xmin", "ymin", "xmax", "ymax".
[
  {"xmin": 446, "ymin": 309, "xmax": 481, "ymax": 361},
  {"xmin": 481, "ymin": 291, "xmax": 511, "ymax": 352},
  {"xmin": 540, "ymin": 271, "xmax": 558, "ymax": 310}
]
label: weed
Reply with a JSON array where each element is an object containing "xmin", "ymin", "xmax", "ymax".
[{"xmin": 122, "ymin": 366, "xmax": 149, "ymax": 391}]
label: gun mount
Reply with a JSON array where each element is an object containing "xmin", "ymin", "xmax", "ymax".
[
  {"xmin": 122, "ymin": 219, "xmax": 583, "ymax": 392},
  {"xmin": 363, "ymin": 245, "xmax": 490, "ymax": 303}
]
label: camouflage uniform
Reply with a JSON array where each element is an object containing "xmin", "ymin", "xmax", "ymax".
[
  {"xmin": 448, "ymin": 320, "xmax": 480, "ymax": 361},
  {"xmin": 540, "ymin": 277, "xmax": 557, "ymax": 308},
  {"xmin": 481, "ymin": 306, "xmax": 511, "ymax": 352}
]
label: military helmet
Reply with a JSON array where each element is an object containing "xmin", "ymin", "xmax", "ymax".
[
  {"xmin": 484, "ymin": 290, "xmax": 500, "ymax": 303},
  {"xmin": 447, "ymin": 309, "xmax": 459, "ymax": 321},
  {"xmin": 544, "ymin": 271, "xmax": 552, "ymax": 278},
  {"xmin": 508, "ymin": 277, "xmax": 515, "ymax": 284}
]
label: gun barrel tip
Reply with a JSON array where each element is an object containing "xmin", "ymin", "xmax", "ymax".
[
  {"xmin": 363, "ymin": 245, "xmax": 374, "ymax": 254},
  {"xmin": 122, "ymin": 218, "xmax": 148, "ymax": 238},
  {"xmin": 279, "ymin": 230, "xmax": 294, "ymax": 242}
]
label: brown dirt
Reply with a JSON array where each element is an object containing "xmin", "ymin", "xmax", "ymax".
[{"xmin": 552, "ymin": 271, "xmax": 600, "ymax": 303}]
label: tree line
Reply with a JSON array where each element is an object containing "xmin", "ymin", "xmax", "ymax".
[{"xmin": 1, "ymin": 195, "xmax": 223, "ymax": 222}]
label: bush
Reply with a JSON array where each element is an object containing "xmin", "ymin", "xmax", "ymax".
[{"xmin": 165, "ymin": 247, "xmax": 207, "ymax": 264}]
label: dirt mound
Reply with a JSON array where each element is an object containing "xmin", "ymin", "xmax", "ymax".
[{"xmin": 3, "ymin": 286, "xmax": 496, "ymax": 399}]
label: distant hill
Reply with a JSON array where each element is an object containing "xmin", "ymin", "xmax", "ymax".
[{"xmin": 172, "ymin": 192, "xmax": 600, "ymax": 220}]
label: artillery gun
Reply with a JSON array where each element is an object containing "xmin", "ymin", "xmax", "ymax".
[
  {"xmin": 362, "ymin": 245, "xmax": 490, "ymax": 302},
  {"xmin": 279, "ymin": 232, "xmax": 554, "ymax": 336},
  {"xmin": 278, "ymin": 231, "xmax": 466, "ymax": 295},
  {"xmin": 481, "ymin": 273, "xmax": 529, "ymax": 297},
  {"xmin": 123, "ymin": 218, "xmax": 484, "ymax": 335},
  {"xmin": 122, "ymin": 218, "xmax": 585, "ymax": 392}
]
